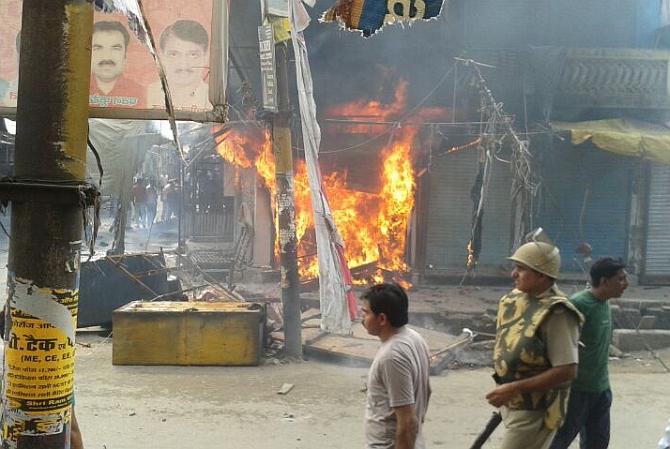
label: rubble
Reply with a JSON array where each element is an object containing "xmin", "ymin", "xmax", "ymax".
[{"xmin": 277, "ymin": 383, "xmax": 295, "ymax": 395}]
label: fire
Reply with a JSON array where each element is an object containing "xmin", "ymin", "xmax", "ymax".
[
  {"xmin": 291, "ymin": 129, "xmax": 417, "ymax": 285},
  {"xmin": 465, "ymin": 240, "xmax": 475, "ymax": 271},
  {"xmin": 212, "ymin": 78, "xmax": 446, "ymax": 287},
  {"xmin": 214, "ymin": 126, "xmax": 276, "ymax": 197},
  {"xmin": 294, "ymin": 164, "xmax": 383, "ymax": 280},
  {"xmin": 325, "ymin": 80, "xmax": 409, "ymax": 134},
  {"xmin": 214, "ymin": 125, "xmax": 280, "ymax": 260},
  {"xmin": 254, "ymin": 134, "xmax": 276, "ymax": 197},
  {"xmin": 215, "ymin": 130, "xmax": 254, "ymax": 168},
  {"xmin": 215, "ymin": 123, "xmax": 417, "ymax": 284},
  {"xmin": 377, "ymin": 128, "xmax": 417, "ymax": 273}
]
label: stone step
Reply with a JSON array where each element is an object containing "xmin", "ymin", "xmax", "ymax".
[
  {"xmin": 611, "ymin": 304, "xmax": 670, "ymax": 330},
  {"xmin": 612, "ymin": 329, "xmax": 670, "ymax": 352}
]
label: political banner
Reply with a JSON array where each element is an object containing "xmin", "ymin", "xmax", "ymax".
[{"xmin": 0, "ymin": 0, "xmax": 224, "ymax": 120}]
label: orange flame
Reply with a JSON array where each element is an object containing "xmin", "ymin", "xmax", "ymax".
[
  {"xmin": 215, "ymin": 130, "xmax": 254, "ymax": 168},
  {"xmin": 325, "ymin": 80, "xmax": 409, "ymax": 134},
  {"xmin": 212, "ymin": 79, "xmax": 447, "ymax": 288},
  {"xmin": 377, "ymin": 128, "xmax": 417, "ymax": 272},
  {"xmin": 215, "ymin": 124, "xmax": 416, "ymax": 283},
  {"xmin": 294, "ymin": 164, "xmax": 383, "ymax": 280},
  {"xmin": 466, "ymin": 240, "xmax": 475, "ymax": 271},
  {"xmin": 291, "ymin": 129, "xmax": 417, "ymax": 285},
  {"xmin": 214, "ymin": 126, "xmax": 279, "ymax": 259},
  {"xmin": 214, "ymin": 126, "xmax": 276, "ymax": 197}
]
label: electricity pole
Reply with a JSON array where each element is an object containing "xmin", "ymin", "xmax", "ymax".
[
  {"xmin": 0, "ymin": 1, "xmax": 94, "ymax": 448},
  {"xmin": 273, "ymin": 42, "xmax": 302, "ymax": 359}
]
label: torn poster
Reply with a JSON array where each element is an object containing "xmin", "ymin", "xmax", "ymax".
[
  {"xmin": 1, "ymin": 275, "xmax": 78, "ymax": 449},
  {"xmin": 322, "ymin": 0, "xmax": 445, "ymax": 36},
  {"xmin": 289, "ymin": 0, "xmax": 358, "ymax": 335}
]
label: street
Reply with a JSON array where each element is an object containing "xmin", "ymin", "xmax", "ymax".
[
  {"xmin": 74, "ymin": 334, "xmax": 670, "ymax": 449},
  {"xmin": 2, "ymin": 1, "xmax": 670, "ymax": 448}
]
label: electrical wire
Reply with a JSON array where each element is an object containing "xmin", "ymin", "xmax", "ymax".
[{"xmin": 297, "ymin": 66, "xmax": 457, "ymax": 155}]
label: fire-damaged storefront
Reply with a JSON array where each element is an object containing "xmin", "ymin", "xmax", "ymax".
[
  {"xmin": 214, "ymin": 75, "xmax": 454, "ymax": 286},
  {"xmin": 423, "ymin": 142, "xmax": 514, "ymax": 276}
]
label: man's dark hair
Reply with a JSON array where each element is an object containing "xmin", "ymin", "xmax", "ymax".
[
  {"xmin": 361, "ymin": 283, "xmax": 409, "ymax": 328},
  {"xmin": 93, "ymin": 21, "xmax": 130, "ymax": 52},
  {"xmin": 590, "ymin": 257, "xmax": 626, "ymax": 287},
  {"xmin": 159, "ymin": 19, "xmax": 209, "ymax": 52}
]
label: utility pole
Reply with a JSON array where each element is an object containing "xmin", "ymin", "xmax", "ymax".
[
  {"xmin": 273, "ymin": 42, "xmax": 302, "ymax": 359},
  {"xmin": 0, "ymin": 1, "xmax": 94, "ymax": 448}
]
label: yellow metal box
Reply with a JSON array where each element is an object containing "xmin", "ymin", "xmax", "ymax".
[{"xmin": 112, "ymin": 301, "xmax": 265, "ymax": 366}]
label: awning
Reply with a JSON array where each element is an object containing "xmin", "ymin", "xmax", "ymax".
[{"xmin": 552, "ymin": 119, "xmax": 670, "ymax": 165}]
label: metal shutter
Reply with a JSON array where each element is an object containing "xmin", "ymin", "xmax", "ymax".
[
  {"xmin": 644, "ymin": 164, "xmax": 670, "ymax": 279},
  {"xmin": 425, "ymin": 148, "xmax": 512, "ymax": 271},
  {"xmin": 537, "ymin": 143, "xmax": 631, "ymax": 273}
]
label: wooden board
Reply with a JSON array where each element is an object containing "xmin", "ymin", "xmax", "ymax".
[{"xmin": 279, "ymin": 309, "xmax": 468, "ymax": 374}]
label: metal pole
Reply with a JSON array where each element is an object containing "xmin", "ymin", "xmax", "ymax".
[
  {"xmin": 177, "ymin": 161, "xmax": 186, "ymax": 253},
  {"xmin": 2, "ymin": 1, "xmax": 93, "ymax": 448},
  {"xmin": 273, "ymin": 42, "xmax": 302, "ymax": 359}
]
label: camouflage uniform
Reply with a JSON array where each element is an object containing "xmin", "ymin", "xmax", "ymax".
[{"xmin": 493, "ymin": 286, "xmax": 584, "ymax": 449}]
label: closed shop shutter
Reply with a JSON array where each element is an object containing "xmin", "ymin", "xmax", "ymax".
[
  {"xmin": 644, "ymin": 164, "xmax": 670, "ymax": 281},
  {"xmin": 425, "ymin": 148, "xmax": 513, "ymax": 272},
  {"xmin": 537, "ymin": 143, "xmax": 631, "ymax": 273}
]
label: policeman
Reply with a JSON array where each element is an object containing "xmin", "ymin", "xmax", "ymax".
[{"xmin": 485, "ymin": 242, "xmax": 584, "ymax": 449}]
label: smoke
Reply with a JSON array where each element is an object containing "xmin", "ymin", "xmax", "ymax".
[
  {"xmin": 304, "ymin": 5, "xmax": 453, "ymax": 114},
  {"xmin": 298, "ymin": 0, "xmax": 664, "ymax": 124}
]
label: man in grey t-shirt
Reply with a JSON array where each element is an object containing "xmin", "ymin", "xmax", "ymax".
[{"xmin": 361, "ymin": 283, "xmax": 431, "ymax": 449}]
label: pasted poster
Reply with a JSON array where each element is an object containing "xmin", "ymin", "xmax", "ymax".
[
  {"xmin": 0, "ymin": 0, "xmax": 216, "ymax": 117},
  {"xmin": 258, "ymin": 24, "xmax": 278, "ymax": 112},
  {"xmin": 2, "ymin": 278, "xmax": 79, "ymax": 446}
]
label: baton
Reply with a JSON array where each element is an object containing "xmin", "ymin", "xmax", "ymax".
[{"xmin": 469, "ymin": 411, "xmax": 502, "ymax": 449}]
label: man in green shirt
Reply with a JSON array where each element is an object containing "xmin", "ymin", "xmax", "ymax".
[{"xmin": 550, "ymin": 257, "xmax": 628, "ymax": 449}]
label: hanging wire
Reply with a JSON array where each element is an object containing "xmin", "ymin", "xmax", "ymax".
[
  {"xmin": 296, "ymin": 66, "xmax": 457, "ymax": 155},
  {"xmin": 451, "ymin": 58, "xmax": 540, "ymax": 280}
]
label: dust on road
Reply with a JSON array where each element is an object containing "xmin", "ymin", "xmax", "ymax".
[{"xmin": 75, "ymin": 335, "xmax": 670, "ymax": 449}]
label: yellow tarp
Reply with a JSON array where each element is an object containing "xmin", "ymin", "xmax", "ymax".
[{"xmin": 552, "ymin": 119, "xmax": 670, "ymax": 165}]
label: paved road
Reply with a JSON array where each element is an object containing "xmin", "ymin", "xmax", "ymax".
[{"xmin": 74, "ymin": 334, "xmax": 670, "ymax": 449}]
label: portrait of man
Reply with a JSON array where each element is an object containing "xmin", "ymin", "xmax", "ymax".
[
  {"xmin": 89, "ymin": 20, "xmax": 144, "ymax": 108},
  {"xmin": 147, "ymin": 19, "xmax": 211, "ymax": 111}
]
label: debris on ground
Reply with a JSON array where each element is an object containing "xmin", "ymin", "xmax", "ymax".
[{"xmin": 277, "ymin": 383, "xmax": 294, "ymax": 395}]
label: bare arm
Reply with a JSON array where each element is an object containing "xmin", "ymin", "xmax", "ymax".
[
  {"xmin": 485, "ymin": 363, "xmax": 577, "ymax": 408},
  {"xmin": 71, "ymin": 410, "xmax": 84, "ymax": 449}
]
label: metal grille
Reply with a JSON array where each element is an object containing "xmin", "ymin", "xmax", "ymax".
[
  {"xmin": 189, "ymin": 250, "xmax": 233, "ymax": 269},
  {"xmin": 556, "ymin": 49, "xmax": 670, "ymax": 109}
]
